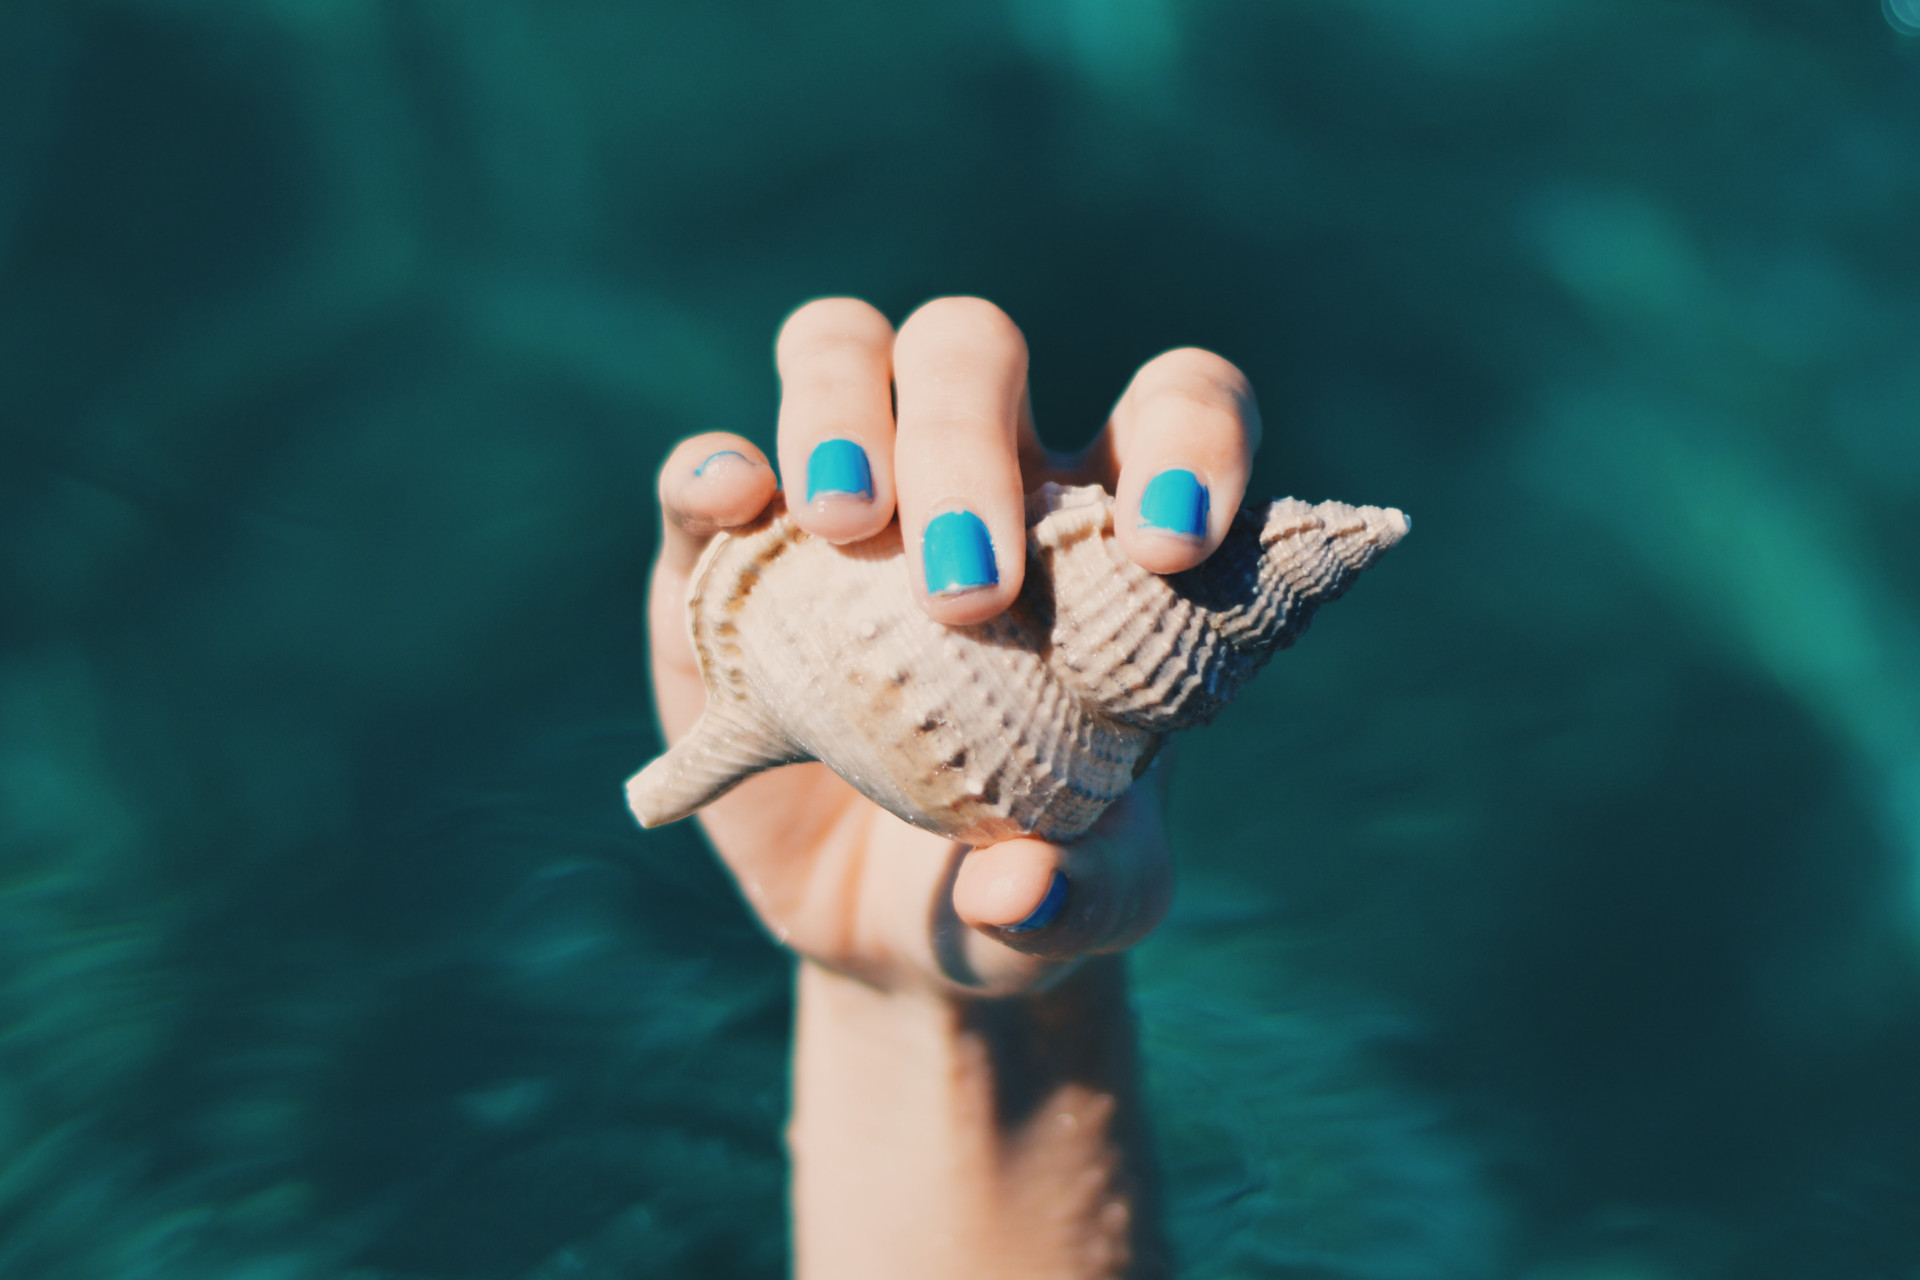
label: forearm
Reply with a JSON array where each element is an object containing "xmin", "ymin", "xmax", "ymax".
[{"xmin": 789, "ymin": 956, "xmax": 1168, "ymax": 1279}]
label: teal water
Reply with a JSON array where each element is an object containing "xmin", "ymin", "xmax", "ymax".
[{"xmin": 4, "ymin": 2, "xmax": 1919, "ymax": 1276}]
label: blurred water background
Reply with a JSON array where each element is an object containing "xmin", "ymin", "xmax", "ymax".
[{"xmin": 4, "ymin": 1, "xmax": 1920, "ymax": 1276}]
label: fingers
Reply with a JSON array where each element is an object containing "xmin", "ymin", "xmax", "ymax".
[
  {"xmin": 892, "ymin": 297, "xmax": 1042, "ymax": 626},
  {"xmin": 952, "ymin": 779, "xmax": 1174, "ymax": 962},
  {"xmin": 650, "ymin": 434, "xmax": 777, "ymax": 744},
  {"xmin": 773, "ymin": 298, "xmax": 899, "ymax": 545},
  {"xmin": 1088, "ymin": 348, "xmax": 1262, "ymax": 576},
  {"xmin": 656, "ymin": 432, "xmax": 777, "ymax": 577}
]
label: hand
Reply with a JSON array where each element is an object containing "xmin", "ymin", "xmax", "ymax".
[{"xmin": 646, "ymin": 297, "xmax": 1261, "ymax": 998}]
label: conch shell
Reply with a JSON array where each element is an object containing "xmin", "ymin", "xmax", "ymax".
[{"xmin": 627, "ymin": 483, "xmax": 1408, "ymax": 846}]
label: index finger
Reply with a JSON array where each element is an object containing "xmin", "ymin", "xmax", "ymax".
[{"xmin": 773, "ymin": 298, "xmax": 899, "ymax": 546}]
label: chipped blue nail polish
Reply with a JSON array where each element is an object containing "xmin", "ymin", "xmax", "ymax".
[
  {"xmin": 1138, "ymin": 469, "xmax": 1210, "ymax": 538},
  {"xmin": 1004, "ymin": 870, "xmax": 1069, "ymax": 933},
  {"xmin": 694, "ymin": 450, "xmax": 749, "ymax": 477},
  {"xmin": 922, "ymin": 510, "xmax": 997, "ymax": 595},
  {"xmin": 806, "ymin": 438, "xmax": 873, "ymax": 502}
]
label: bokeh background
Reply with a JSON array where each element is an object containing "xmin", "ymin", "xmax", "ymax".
[{"xmin": 5, "ymin": 1, "xmax": 1920, "ymax": 1276}]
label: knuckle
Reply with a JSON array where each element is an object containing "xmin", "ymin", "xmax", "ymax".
[
  {"xmin": 777, "ymin": 296, "xmax": 891, "ymax": 361},
  {"xmin": 907, "ymin": 408, "xmax": 1002, "ymax": 442},
  {"xmin": 1139, "ymin": 347, "xmax": 1254, "ymax": 414},
  {"xmin": 899, "ymin": 295, "xmax": 1027, "ymax": 358},
  {"xmin": 781, "ymin": 345, "xmax": 885, "ymax": 399},
  {"xmin": 665, "ymin": 433, "xmax": 719, "ymax": 475}
]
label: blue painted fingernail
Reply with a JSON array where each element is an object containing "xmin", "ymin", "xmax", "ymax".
[
  {"xmin": 694, "ymin": 450, "xmax": 749, "ymax": 477},
  {"xmin": 1004, "ymin": 870, "xmax": 1069, "ymax": 933},
  {"xmin": 922, "ymin": 510, "xmax": 997, "ymax": 595},
  {"xmin": 1138, "ymin": 469, "xmax": 1210, "ymax": 538},
  {"xmin": 806, "ymin": 439, "xmax": 873, "ymax": 502}
]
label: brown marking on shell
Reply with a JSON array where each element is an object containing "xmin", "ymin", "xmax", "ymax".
[{"xmin": 626, "ymin": 483, "xmax": 1408, "ymax": 845}]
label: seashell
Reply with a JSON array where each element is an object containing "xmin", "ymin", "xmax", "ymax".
[{"xmin": 627, "ymin": 483, "xmax": 1408, "ymax": 846}]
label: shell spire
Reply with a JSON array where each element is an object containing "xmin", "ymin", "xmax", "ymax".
[
  {"xmin": 625, "ymin": 702, "xmax": 801, "ymax": 829},
  {"xmin": 1028, "ymin": 484, "xmax": 1410, "ymax": 731},
  {"xmin": 627, "ymin": 484, "xmax": 1408, "ymax": 846}
]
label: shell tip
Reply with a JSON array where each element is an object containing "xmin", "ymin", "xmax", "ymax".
[
  {"xmin": 624, "ymin": 707, "xmax": 803, "ymax": 831},
  {"xmin": 624, "ymin": 766, "xmax": 679, "ymax": 829}
]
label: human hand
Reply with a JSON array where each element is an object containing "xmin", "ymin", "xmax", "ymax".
[{"xmin": 645, "ymin": 297, "xmax": 1261, "ymax": 999}]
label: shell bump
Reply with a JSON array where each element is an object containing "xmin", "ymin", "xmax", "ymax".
[{"xmin": 627, "ymin": 483, "xmax": 1409, "ymax": 846}]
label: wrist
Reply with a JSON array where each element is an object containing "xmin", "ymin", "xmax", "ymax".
[{"xmin": 789, "ymin": 956, "xmax": 1167, "ymax": 1279}]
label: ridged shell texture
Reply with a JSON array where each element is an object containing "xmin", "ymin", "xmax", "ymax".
[{"xmin": 627, "ymin": 483, "xmax": 1408, "ymax": 845}]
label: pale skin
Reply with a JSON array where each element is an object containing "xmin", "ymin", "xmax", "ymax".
[{"xmin": 647, "ymin": 296, "xmax": 1262, "ymax": 1279}]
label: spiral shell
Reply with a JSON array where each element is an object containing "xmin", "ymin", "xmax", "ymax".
[{"xmin": 626, "ymin": 483, "xmax": 1408, "ymax": 845}]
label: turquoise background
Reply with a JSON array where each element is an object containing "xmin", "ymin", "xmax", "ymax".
[{"xmin": 4, "ymin": 2, "xmax": 1920, "ymax": 1275}]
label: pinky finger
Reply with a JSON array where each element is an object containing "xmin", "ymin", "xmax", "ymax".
[
  {"xmin": 657, "ymin": 432, "xmax": 777, "ymax": 577},
  {"xmin": 650, "ymin": 432, "xmax": 777, "ymax": 747}
]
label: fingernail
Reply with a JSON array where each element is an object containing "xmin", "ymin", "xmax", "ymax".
[
  {"xmin": 806, "ymin": 439, "xmax": 873, "ymax": 502},
  {"xmin": 1138, "ymin": 469, "xmax": 1210, "ymax": 538},
  {"xmin": 922, "ymin": 510, "xmax": 998, "ymax": 595},
  {"xmin": 694, "ymin": 450, "xmax": 750, "ymax": 477},
  {"xmin": 1004, "ymin": 870, "xmax": 1069, "ymax": 933}
]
